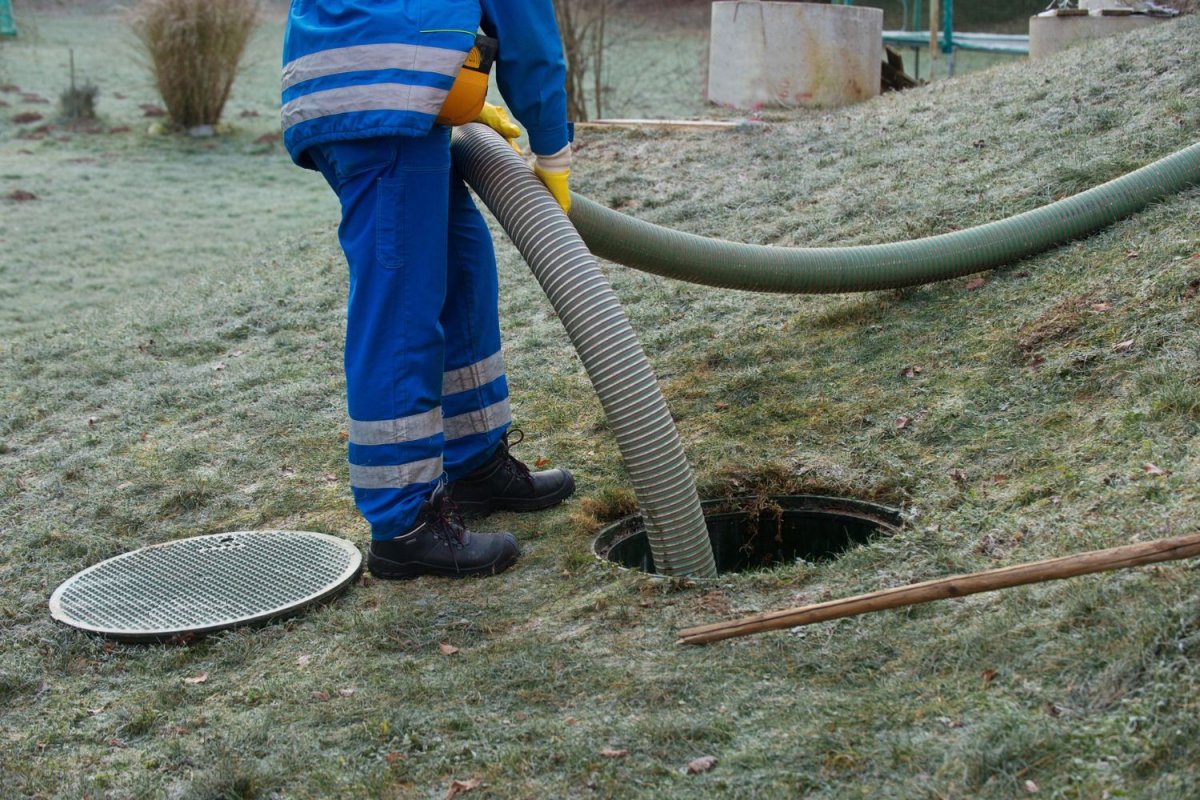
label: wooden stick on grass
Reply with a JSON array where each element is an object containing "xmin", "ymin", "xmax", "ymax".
[
  {"xmin": 573, "ymin": 118, "xmax": 763, "ymax": 130},
  {"xmin": 677, "ymin": 532, "xmax": 1200, "ymax": 646}
]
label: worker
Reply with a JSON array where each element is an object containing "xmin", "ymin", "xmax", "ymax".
[{"xmin": 280, "ymin": 1, "xmax": 575, "ymax": 580}]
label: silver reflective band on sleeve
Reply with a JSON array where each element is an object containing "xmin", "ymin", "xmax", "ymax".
[
  {"xmin": 443, "ymin": 351, "xmax": 506, "ymax": 395},
  {"xmin": 349, "ymin": 456, "xmax": 444, "ymax": 490},
  {"xmin": 281, "ymin": 83, "xmax": 449, "ymax": 131},
  {"xmin": 282, "ymin": 43, "xmax": 466, "ymax": 91},
  {"xmin": 349, "ymin": 407, "xmax": 443, "ymax": 447},
  {"xmin": 444, "ymin": 398, "xmax": 512, "ymax": 441}
]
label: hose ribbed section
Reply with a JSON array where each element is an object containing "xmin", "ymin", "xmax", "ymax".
[
  {"xmin": 569, "ymin": 141, "xmax": 1200, "ymax": 294},
  {"xmin": 452, "ymin": 124, "xmax": 717, "ymax": 578}
]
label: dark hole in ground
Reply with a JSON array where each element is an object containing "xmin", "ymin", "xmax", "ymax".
[{"xmin": 593, "ymin": 496, "xmax": 901, "ymax": 575}]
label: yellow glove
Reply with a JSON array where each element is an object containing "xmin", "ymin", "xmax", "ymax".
[
  {"xmin": 474, "ymin": 102, "xmax": 521, "ymax": 152},
  {"xmin": 533, "ymin": 145, "xmax": 572, "ymax": 214}
]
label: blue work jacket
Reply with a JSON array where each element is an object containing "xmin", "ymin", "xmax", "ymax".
[{"xmin": 282, "ymin": 0, "xmax": 570, "ymax": 168}]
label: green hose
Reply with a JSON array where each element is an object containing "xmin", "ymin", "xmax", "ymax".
[{"xmin": 570, "ymin": 142, "xmax": 1200, "ymax": 293}]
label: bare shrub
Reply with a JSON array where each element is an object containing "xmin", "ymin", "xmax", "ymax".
[
  {"xmin": 129, "ymin": 0, "xmax": 259, "ymax": 129},
  {"xmin": 553, "ymin": 0, "xmax": 613, "ymax": 121}
]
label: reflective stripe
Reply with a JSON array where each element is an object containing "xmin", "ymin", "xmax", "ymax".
[
  {"xmin": 349, "ymin": 407, "xmax": 442, "ymax": 447},
  {"xmin": 443, "ymin": 351, "xmax": 506, "ymax": 395},
  {"xmin": 445, "ymin": 398, "xmax": 511, "ymax": 441},
  {"xmin": 350, "ymin": 456, "xmax": 443, "ymax": 490},
  {"xmin": 281, "ymin": 83, "xmax": 449, "ymax": 132},
  {"xmin": 282, "ymin": 43, "xmax": 466, "ymax": 91}
]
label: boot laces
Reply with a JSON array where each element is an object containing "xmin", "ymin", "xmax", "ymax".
[
  {"xmin": 427, "ymin": 493, "xmax": 468, "ymax": 549},
  {"xmin": 499, "ymin": 429, "xmax": 533, "ymax": 485}
]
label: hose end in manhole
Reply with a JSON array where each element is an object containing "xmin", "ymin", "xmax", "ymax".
[{"xmin": 592, "ymin": 495, "xmax": 901, "ymax": 576}]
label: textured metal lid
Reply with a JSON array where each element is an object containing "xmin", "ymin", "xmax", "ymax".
[{"xmin": 49, "ymin": 531, "xmax": 362, "ymax": 641}]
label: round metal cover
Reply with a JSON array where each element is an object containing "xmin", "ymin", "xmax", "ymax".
[{"xmin": 49, "ymin": 531, "xmax": 362, "ymax": 641}]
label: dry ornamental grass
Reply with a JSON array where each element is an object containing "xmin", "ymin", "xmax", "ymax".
[{"xmin": 129, "ymin": 0, "xmax": 259, "ymax": 130}]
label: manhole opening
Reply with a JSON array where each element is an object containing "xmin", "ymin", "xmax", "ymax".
[{"xmin": 593, "ymin": 496, "xmax": 901, "ymax": 576}]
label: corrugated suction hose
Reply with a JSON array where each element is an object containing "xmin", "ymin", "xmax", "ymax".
[
  {"xmin": 569, "ymin": 141, "xmax": 1200, "ymax": 293},
  {"xmin": 456, "ymin": 121, "xmax": 1197, "ymax": 578},
  {"xmin": 452, "ymin": 124, "xmax": 718, "ymax": 578}
]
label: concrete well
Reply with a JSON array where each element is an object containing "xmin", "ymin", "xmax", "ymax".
[
  {"xmin": 1029, "ymin": 13, "xmax": 1169, "ymax": 60},
  {"xmin": 707, "ymin": 1, "xmax": 883, "ymax": 110}
]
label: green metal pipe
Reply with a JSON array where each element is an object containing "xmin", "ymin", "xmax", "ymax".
[{"xmin": 570, "ymin": 142, "xmax": 1200, "ymax": 294}]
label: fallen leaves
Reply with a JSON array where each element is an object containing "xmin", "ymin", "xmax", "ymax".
[
  {"xmin": 894, "ymin": 415, "xmax": 913, "ymax": 430},
  {"xmin": 6, "ymin": 189, "xmax": 38, "ymax": 202},
  {"xmin": 183, "ymin": 672, "xmax": 208, "ymax": 685},
  {"xmin": 964, "ymin": 277, "xmax": 987, "ymax": 291},
  {"xmin": 311, "ymin": 690, "xmax": 330, "ymax": 702},
  {"xmin": 899, "ymin": 364, "xmax": 923, "ymax": 378},
  {"xmin": 438, "ymin": 642, "xmax": 460, "ymax": 656},
  {"xmin": 686, "ymin": 755, "xmax": 717, "ymax": 775},
  {"xmin": 12, "ymin": 111, "xmax": 43, "ymax": 124},
  {"xmin": 1142, "ymin": 463, "xmax": 1172, "ymax": 477},
  {"xmin": 600, "ymin": 747, "xmax": 628, "ymax": 759},
  {"xmin": 446, "ymin": 778, "xmax": 482, "ymax": 798},
  {"xmin": 1112, "ymin": 339, "xmax": 1135, "ymax": 353}
]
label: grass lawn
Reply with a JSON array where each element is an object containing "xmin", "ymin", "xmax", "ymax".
[{"xmin": 2, "ymin": 7, "xmax": 1199, "ymax": 799}]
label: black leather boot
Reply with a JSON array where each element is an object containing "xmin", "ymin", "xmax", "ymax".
[
  {"xmin": 367, "ymin": 487, "xmax": 519, "ymax": 579},
  {"xmin": 446, "ymin": 430, "xmax": 575, "ymax": 516}
]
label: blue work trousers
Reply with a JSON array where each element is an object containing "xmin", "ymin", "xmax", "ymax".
[{"xmin": 310, "ymin": 128, "xmax": 511, "ymax": 540}]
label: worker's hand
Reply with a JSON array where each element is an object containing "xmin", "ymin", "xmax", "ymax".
[
  {"xmin": 475, "ymin": 103, "xmax": 522, "ymax": 152},
  {"xmin": 533, "ymin": 145, "xmax": 572, "ymax": 214}
]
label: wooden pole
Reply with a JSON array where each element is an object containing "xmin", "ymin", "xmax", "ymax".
[
  {"xmin": 677, "ymin": 532, "xmax": 1200, "ymax": 646},
  {"xmin": 573, "ymin": 118, "xmax": 764, "ymax": 131}
]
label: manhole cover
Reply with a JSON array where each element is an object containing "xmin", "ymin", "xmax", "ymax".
[
  {"xmin": 593, "ymin": 495, "xmax": 901, "ymax": 576},
  {"xmin": 49, "ymin": 530, "xmax": 362, "ymax": 641}
]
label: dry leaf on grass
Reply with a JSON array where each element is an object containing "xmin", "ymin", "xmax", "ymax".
[
  {"xmin": 894, "ymin": 415, "xmax": 913, "ymax": 430},
  {"xmin": 1113, "ymin": 339, "xmax": 1135, "ymax": 352},
  {"xmin": 438, "ymin": 642, "xmax": 460, "ymax": 656},
  {"xmin": 600, "ymin": 748, "xmax": 628, "ymax": 759},
  {"xmin": 183, "ymin": 672, "xmax": 208, "ymax": 685},
  {"xmin": 311, "ymin": 690, "xmax": 330, "ymax": 702},
  {"xmin": 446, "ymin": 778, "xmax": 482, "ymax": 798},
  {"xmin": 964, "ymin": 277, "xmax": 987, "ymax": 291},
  {"xmin": 686, "ymin": 755, "xmax": 717, "ymax": 774},
  {"xmin": 1142, "ymin": 463, "xmax": 1171, "ymax": 477}
]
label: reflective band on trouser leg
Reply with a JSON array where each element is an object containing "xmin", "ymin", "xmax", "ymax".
[
  {"xmin": 314, "ymin": 130, "xmax": 455, "ymax": 541},
  {"xmin": 441, "ymin": 174, "xmax": 511, "ymax": 481}
]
